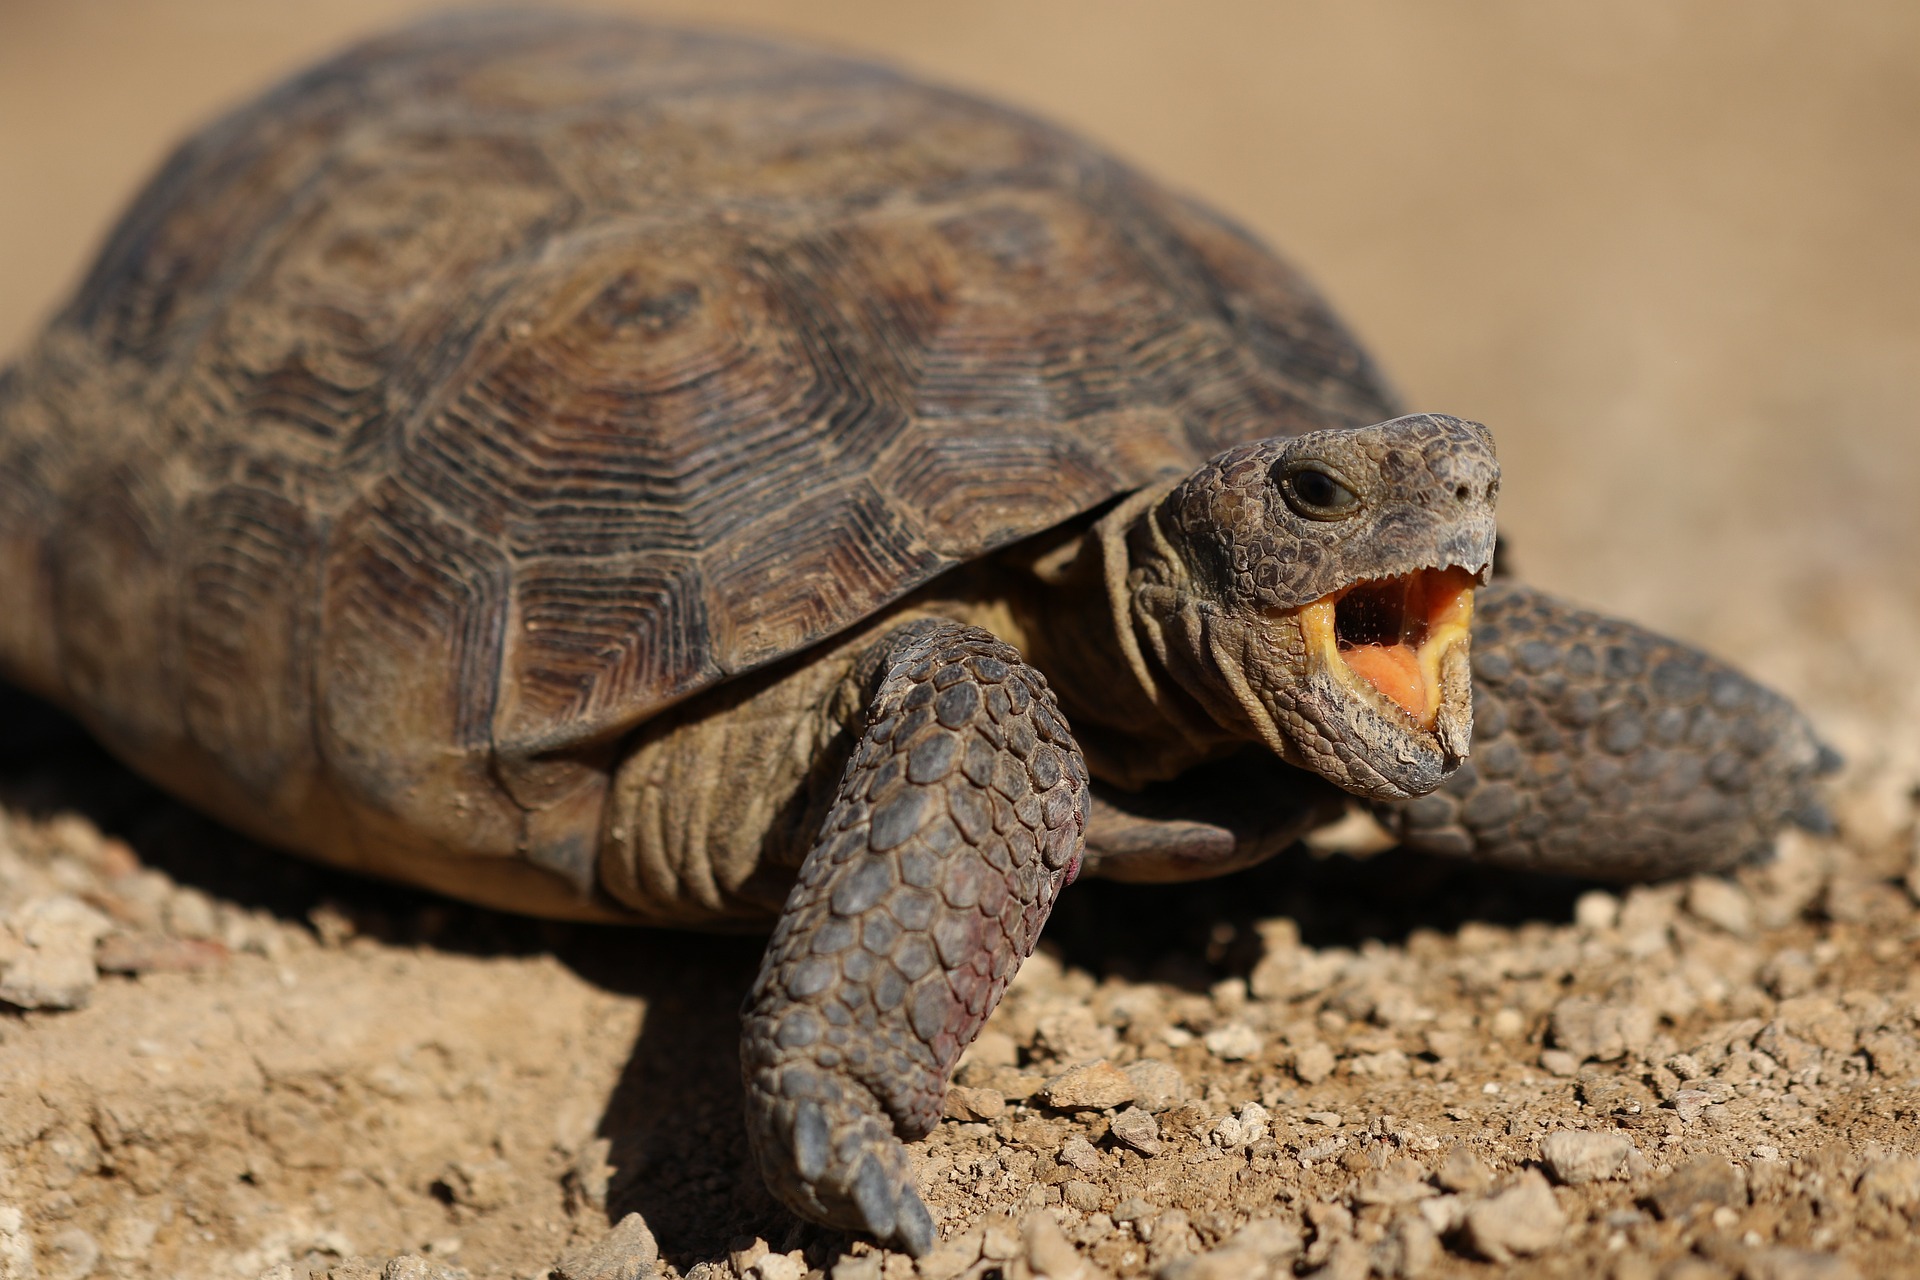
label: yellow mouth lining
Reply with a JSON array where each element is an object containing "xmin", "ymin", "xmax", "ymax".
[{"xmin": 1297, "ymin": 567, "xmax": 1476, "ymax": 728}]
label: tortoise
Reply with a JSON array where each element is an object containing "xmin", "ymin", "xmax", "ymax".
[{"xmin": 0, "ymin": 11, "xmax": 1833, "ymax": 1256}]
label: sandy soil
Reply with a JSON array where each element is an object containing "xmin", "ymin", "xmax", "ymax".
[{"xmin": 2, "ymin": 4, "xmax": 1918, "ymax": 1279}]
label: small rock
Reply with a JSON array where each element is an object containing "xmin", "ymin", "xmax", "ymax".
[
  {"xmin": 1291, "ymin": 1043, "xmax": 1336, "ymax": 1085},
  {"xmin": 750, "ymin": 1253, "xmax": 806, "ymax": 1280},
  {"xmin": 1202, "ymin": 1023, "xmax": 1261, "ymax": 1061},
  {"xmin": 913, "ymin": 1232, "xmax": 981, "ymax": 1280},
  {"xmin": 1646, "ymin": 1158, "xmax": 1747, "ymax": 1221},
  {"xmin": 1461, "ymin": 1171, "xmax": 1567, "ymax": 1262},
  {"xmin": 1062, "ymin": 1180, "xmax": 1104, "ymax": 1212},
  {"xmin": 94, "ymin": 933, "xmax": 229, "ymax": 975},
  {"xmin": 945, "ymin": 1086, "xmax": 1006, "ymax": 1122},
  {"xmin": 1539, "ymin": 1049, "xmax": 1582, "ymax": 1077},
  {"xmin": 1040, "ymin": 1061, "xmax": 1134, "ymax": 1111},
  {"xmin": 0, "ymin": 1207, "xmax": 35, "ymax": 1280},
  {"xmin": 1436, "ymin": 1143, "xmax": 1492, "ymax": 1194},
  {"xmin": 1549, "ymin": 996, "xmax": 1655, "ymax": 1063},
  {"xmin": 553, "ymin": 1212, "xmax": 660, "ymax": 1280},
  {"xmin": 1573, "ymin": 890, "xmax": 1620, "ymax": 931},
  {"xmin": 0, "ymin": 895, "xmax": 112, "ymax": 1010},
  {"xmin": 1540, "ymin": 1130, "xmax": 1637, "ymax": 1184},
  {"xmin": 438, "ymin": 1158, "xmax": 515, "ymax": 1212},
  {"xmin": 1856, "ymin": 1158, "xmax": 1920, "ymax": 1231},
  {"xmin": 383, "ymin": 1257, "xmax": 472, "ymax": 1280},
  {"xmin": 1685, "ymin": 877, "xmax": 1755, "ymax": 936},
  {"xmin": 46, "ymin": 1226, "xmax": 99, "ymax": 1280},
  {"xmin": 1059, "ymin": 1134, "xmax": 1103, "ymax": 1175},
  {"xmin": 829, "ymin": 1256, "xmax": 882, "ymax": 1280},
  {"xmin": 1741, "ymin": 1248, "xmax": 1862, "ymax": 1280},
  {"xmin": 1156, "ymin": 1215, "xmax": 1300, "ymax": 1279},
  {"xmin": 1109, "ymin": 1107, "xmax": 1162, "ymax": 1156},
  {"xmin": 328, "ymin": 1262, "xmax": 381, "ymax": 1280},
  {"xmin": 1123, "ymin": 1060, "xmax": 1186, "ymax": 1112},
  {"xmin": 1379, "ymin": 1213, "xmax": 1440, "ymax": 1280},
  {"xmin": 1022, "ymin": 1210, "xmax": 1110, "ymax": 1279},
  {"xmin": 1211, "ymin": 1102, "xmax": 1269, "ymax": 1150}
]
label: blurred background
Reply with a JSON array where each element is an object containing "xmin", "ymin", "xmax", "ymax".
[{"xmin": 2, "ymin": 0, "xmax": 1915, "ymax": 763}]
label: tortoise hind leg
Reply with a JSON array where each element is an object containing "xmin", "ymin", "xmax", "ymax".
[
  {"xmin": 1375, "ymin": 581, "xmax": 1838, "ymax": 882},
  {"xmin": 740, "ymin": 619, "xmax": 1087, "ymax": 1255}
]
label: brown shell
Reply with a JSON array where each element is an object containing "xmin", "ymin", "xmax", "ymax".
[{"xmin": 0, "ymin": 12, "xmax": 1393, "ymax": 876}]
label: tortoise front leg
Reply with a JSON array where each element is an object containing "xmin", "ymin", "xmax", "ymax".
[
  {"xmin": 740, "ymin": 619, "xmax": 1087, "ymax": 1255},
  {"xmin": 1374, "ymin": 582, "xmax": 1838, "ymax": 881}
]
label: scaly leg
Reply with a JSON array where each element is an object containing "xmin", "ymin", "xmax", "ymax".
[
  {"xmin": 740, "ymin": 619, "xmax": 1088, "ymax": 1255},
  {"xmin": 1376, "ymin": 582, "xmax": 1837, "ymax": 881}
]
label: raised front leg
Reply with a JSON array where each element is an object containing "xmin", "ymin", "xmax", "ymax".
[
  {"xmin": 1375, "ymin": 582, "xmax": 1838, "ymax": 881},
  {"xmin": 740, "ymin": 620, "xmax": 1088, "ymax": 1255}
]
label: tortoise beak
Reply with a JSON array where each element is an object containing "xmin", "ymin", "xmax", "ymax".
[{"xmin": 1298, "ymin": 565, "xmax": 1477, "ymax": 757}]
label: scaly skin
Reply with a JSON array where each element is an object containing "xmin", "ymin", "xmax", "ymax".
[
  {"xmin": 740, "ymin": 620, "xmax": 1088, "ymax": 1255},
  {"xmin": 1375, "ymin": 582, "xmax": 1837, "ymax": 880}
]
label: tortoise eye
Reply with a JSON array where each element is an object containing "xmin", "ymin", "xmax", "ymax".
[{"xmin": 1278, "ymin": 463, "xmax": 1360, "ymax": 519}]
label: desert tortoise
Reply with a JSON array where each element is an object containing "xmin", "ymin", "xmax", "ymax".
[{"xmin": 0, "ymin": 12, "xmax": 1832, "ymax": 1255}]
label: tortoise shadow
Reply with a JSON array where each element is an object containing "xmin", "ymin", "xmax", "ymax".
[{"xmin": 0, "ymin": 678, "xmax": 1597, "ymax": 1264}]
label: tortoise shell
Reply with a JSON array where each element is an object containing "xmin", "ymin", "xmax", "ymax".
[{"xmin": 0, "ymin": 12, "xmax": 1395, "ymax": 898}]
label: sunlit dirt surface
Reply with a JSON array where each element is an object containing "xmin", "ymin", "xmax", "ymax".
[{"xmin": 1, "ymin": 4, "xmax": 1916, "ymax": 1277}]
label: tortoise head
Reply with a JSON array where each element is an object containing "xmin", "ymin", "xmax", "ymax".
[{"xmin": 1130, "ymin": 413, "xmax": 1499, "ymax": 801}]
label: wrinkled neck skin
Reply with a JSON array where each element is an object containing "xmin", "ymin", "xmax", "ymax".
[{"xmin": 1009, "ymin": 482, "xmax": 1248, "ymax": 790}]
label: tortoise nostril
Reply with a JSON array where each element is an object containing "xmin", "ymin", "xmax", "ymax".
[{"xmin": 1454, "ymin": 484, "xmax": 1470, "ymax": 503}]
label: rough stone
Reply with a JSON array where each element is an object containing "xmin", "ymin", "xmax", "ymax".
[
  {"xmin": 0, "ymin": 895, "xmax": 111, "ymax": 1010},
  {"xmin": 1540, "ymin": 1130, "xmax": 1637, "ymax": 1184},
  {"xmin": 1740, "ymin": 1249, "xmax": 1862, "ymax": 1280},
  {"xmin": 1122, "ymin": 1060, "xmax": 1186, "ymax": 1113},
  {"xmin": 1040, "ymin": 1061, "xmax": 1135, "ymax": 1111},
  {"xmin": 1646, "ymin": 1159, "xmax": 1748, "ymax": 1221},
  {"xmin": 1461, "ymin": 1171, "xmax": 1567, "ymax": 1262},
  {"xmin": 1550, "ymin": 996, "xmax": 1656, "ymax": 1063},
  {"xmin": 553, "ymin": 1213, "xmax": 660, "ymax": 1280}
]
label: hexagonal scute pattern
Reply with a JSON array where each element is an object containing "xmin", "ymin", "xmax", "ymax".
[{"xmin": 0, "ymin": 11, "xmax": 1396, "ymax": 863}]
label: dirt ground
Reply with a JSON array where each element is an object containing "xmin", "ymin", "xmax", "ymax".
[{"xmin": 2, "ymin": 3, "xmax": 1919, "ymax": 1279}]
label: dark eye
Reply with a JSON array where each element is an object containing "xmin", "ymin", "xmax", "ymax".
[{"xmin": 1278, "ymin": 463, "xmax": 1360, "ymax": 519}]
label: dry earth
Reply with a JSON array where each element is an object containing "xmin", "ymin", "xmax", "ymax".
[{"xmin": 2, "ymin": 4, "xmax": 1919, "ymax": 1280}]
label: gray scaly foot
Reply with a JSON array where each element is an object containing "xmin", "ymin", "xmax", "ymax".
[
  {"xmin": 740, "ymin": 620, "xmax": 1088, "ymax": 1254},
  {"xmin": 1377, "ymin": 582, "xmax": 1838, "ymax": 881}
]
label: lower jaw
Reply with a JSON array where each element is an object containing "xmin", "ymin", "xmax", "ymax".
[{"xmin": 1294, "ymin": 567, "xmax": 1477, "ymax": 730}]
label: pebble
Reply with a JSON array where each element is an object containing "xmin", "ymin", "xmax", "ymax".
[
  {"xmin": 1549, "ymin": 996, "xmax": 1655, "ymax": 1063},
  {"xmin": 0, "ymin": 1207, "xmax": 34, "ymax": 1280},
  {"xmin": 1211, "ymin": 1102, "xmax": 1270, "ymax": 1150},
  {"xmin": 1646, "ymin": 1158, "xmax": 1747, "ymax": 1221},
  {"xmin": 1122, "ymin": 1060, "xmax": 1186, "ymax": 1112},
  {"xmin": 1108, "ymin": 1106, "xmax": 1163, "ymax": 1156},
  {"xmin": 1021, "ymin": 1210, "xmax": 1111, "ymax": 1280},
  {"xmin": 1686, "ymin": 876, "xmax": 1756, "ymax": 936},
  {"xmin": 1461, "ymin": 1171, "xmax": 1567, "ymax": 1262},
  {"xmin": 1436, "ymin": 1143, "xmax": 1492, "ymax": 1194},
  {"xmin": 945, "ymin": 1085, "xmax": 1007, "ymax": 1122},
  {"xmin": 382, "ymin": 1258, "xmax": 472, "ymax": 1280},
  {"xmin": 1059, "ymin": 1134, "xmax": 1103, "ymax": 1175},
  {"xmin": 750, "ymin": 1252, "xmax": 806, "ymax": 1280},
  {"xmin": 553, "ymin": 1212, "xmax": 659, "ymax": 1280},
  {"xmin": 1202, "ymin": 1023, "xmax": 1261, "ymax": 1061},
  {"xmin": 1540, "ymin": 1130, "xmax": 1637, "ymax": 1184},
  {"xmin": 1156, "ymin": 1216, "xmax": 1300, "ymax": 1279},
  {"xmin": 1040, "ymin": 1061, "xmax": 1135, "ymax": 1111},
  {"xmin": 1742, "ymin": 1248, "xmax": 1863, "ymax": 1280},
  {"xmin": 1291, "ymin": 1043, "xmax": 1336, "ymax": 1085},
  {"xmin": 829, "ymin": 1256, "xmax": 881, "ymax": 1280},
  {"xmin": 0, "ymin": 895, "xmax": 112, "ymax": 1010}
]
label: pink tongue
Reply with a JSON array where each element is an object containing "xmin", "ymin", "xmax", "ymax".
[{"xmin": 1340, "ymin": 644, "xmax": 1424, "ymax": 719}]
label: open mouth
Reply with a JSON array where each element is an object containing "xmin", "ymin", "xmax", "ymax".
[{"xmin": 1297, "ymin": 567, "xmax": 1477, "ymax": 729}]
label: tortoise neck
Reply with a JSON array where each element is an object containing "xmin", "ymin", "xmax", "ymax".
[{"xmin": 1008, "ymin": 484, "xmax": 1236, "ymax": 789}]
